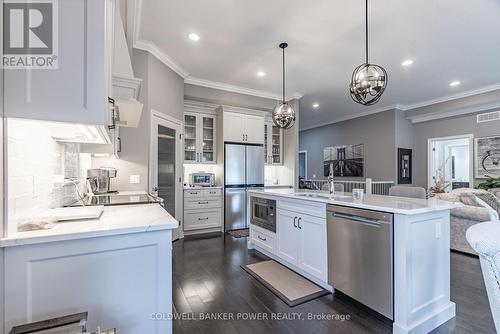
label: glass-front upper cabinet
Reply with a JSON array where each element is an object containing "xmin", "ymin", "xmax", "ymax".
[
  {"xmin": 264, "ymin": 121, "xmax": 283, "ymax": 165},
  {"xmin": 184, "ymin": 112, "xmax": 217, "ymax": 164}
]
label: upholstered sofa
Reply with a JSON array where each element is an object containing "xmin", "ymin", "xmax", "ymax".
[
  {"xmin": 466, "ymin": 222, "xmax": 500, "ymax": 333},
  {"xmin": 435, "ymin": 188, "xmax": 499, "ymax": 255}
]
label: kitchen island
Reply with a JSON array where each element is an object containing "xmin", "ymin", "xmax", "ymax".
[
  {"xmin": 0, "ymin": 203, "xmax": 178, "ymax": 334},
  {"xmin": 248, "ymin": 189, "xmax": 459, "ymax": 334}
]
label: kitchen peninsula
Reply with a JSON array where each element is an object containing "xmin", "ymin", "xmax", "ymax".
[
  {"xmin": 0, "ymin": 203, "xmax": 178, "ymax": 334},
  {"xmin": 248, "ymin": 188, "xmax": 459, "ymax": 334}
]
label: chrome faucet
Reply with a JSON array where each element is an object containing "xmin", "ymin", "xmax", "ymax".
[{"xmin": 328, "ymin": 163, "xmax": 335, "ymax": 195}]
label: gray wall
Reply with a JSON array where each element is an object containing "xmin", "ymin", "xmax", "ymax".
[
  {"xmin": 412, "ymin": 112, "xmax": 500, "ymax": 188},
  {"xmin": 185, "ymin": 84, "xmax": 277, "ymax": 111},
  {"xmin": 93, "ymin": 49, "xmax": 184, "ymax": 192},
  {"xmin": 299, "ymin": 110, "xmax": 397, "ymax": 181}
]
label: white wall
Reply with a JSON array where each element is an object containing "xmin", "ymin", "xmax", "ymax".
[{"xmin": 6, "ymin": 119, "xmax": 89, "ymax": 235}]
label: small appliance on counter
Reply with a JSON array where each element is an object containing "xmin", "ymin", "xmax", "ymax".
[
  {"xmin": 87, "ymin": 167, "xmax": 118, "ymax": 194},
  {"xmin": 189, "ymin": 172, "xmax": 216, "ymax": 187}
]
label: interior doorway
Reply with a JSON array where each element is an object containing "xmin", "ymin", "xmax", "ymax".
[
  {"xmin": 298, "ymin": 151, "xmax": 307, "ymax": 179},
  {"xmin": 150, "ymin": 111, "xmax": 183, "ymax": 241},
  {"xmin": 428, "ymin": 134, "xmax": 474, "ymax": 192}
]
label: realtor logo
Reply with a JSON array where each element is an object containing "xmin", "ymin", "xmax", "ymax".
[{"xmin": 2, "ymin": 0, "xmax": 58, "ymax": 69}]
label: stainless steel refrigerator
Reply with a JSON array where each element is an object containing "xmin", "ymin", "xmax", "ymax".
[{"xmin": 224, "ymin": 143, "xmax": 264, "ymax": 231}]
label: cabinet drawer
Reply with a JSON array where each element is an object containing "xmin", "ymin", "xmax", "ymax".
[
  {"xmin": 250, "ymin": 225, "xmax": 276, "ymax": 254},
  {"xmin": 184, "ymin": 209, "xmax": 221, "ymax": 231},
  {"xmin": 205, "ymin": 188, "xmax": 221, "ymax": 197},
  {"xmin": 278, "ymin": 199, "xmax": 326, "ymax": 219},
  {"xmin": 184, "ymin": 198, "xmax": 221, "ymax": 210},
  {"xmin": 184, "ymin": 188, "xmax": 221, "ymax": 198}
]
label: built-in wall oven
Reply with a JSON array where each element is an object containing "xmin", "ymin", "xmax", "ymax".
[{"xmin": 250, "ymin": 196, "xmax": 276, "ymax": 232}]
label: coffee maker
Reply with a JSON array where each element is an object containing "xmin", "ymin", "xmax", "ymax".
[{"xmin": 87, "ymin": 168, "xmax": 118, "ymax": 194}]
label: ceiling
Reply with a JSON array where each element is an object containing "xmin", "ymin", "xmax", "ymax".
[{"xmin": 136, "ymin": 0, "xmax": 500, "ymax": 130}]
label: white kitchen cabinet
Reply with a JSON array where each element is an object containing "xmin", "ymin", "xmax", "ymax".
[
  {"xmin": 4, "ymin": 0, "xmax": 109, "ymax": 126},
  {"xmin": 297, "ymin": 214, "xmax": 328, "ymax": 281},
  {"xmin": 3, "ymin": 230, "xmax": 173, "ymax": 334},
  {"xmin": 184, "ymin": 113, "xmax": 217, "ymax": 164},
  {"xmin": 264, "ymin": 121, "xmax": 283, "ymax": 165},
  {"xmin": 276, "ymin": 200, "xmax": 327, "ymax": 281},
  {"xmin": 183, "ymin": 188, "xmax": 222, "ymax": 232},
  {"xmin": 222, "ymin": 111, "xmax": 264, "ymax": 144},
  {"xmin": 276, "ymin": 209, "xmax": 300, "ymax": 264}
]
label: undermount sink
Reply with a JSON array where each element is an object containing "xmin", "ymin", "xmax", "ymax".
[{"xmin": 294, "ymin": 193, "xmax": 352, "ymax": 200}]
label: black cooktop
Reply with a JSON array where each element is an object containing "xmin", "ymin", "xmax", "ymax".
[{"xmin": 68, "ymin": 194, "xmax": 159, "ymax": 207}]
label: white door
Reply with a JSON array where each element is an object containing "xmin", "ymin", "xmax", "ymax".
[
  {"xmin": 276, "ymin": 209, "xmax": 299, "ymax": 265},
  {"xmin": 150, "ymin": 113, "xmax": 183, "ymax": 241},
  {"xmin": 297, "ymin": 214, "xmax": 327, "ymax": 281},
  {"xmin": 223, "ymin": 112, "xmax": 245, "ymax": 142},
  {"xmin": 428, "ymin": 134, "xmax": 473, "ymax": 192},
  {"xmin": 244, "ymin": 115, "xmax": 265, "ymax": 144}
]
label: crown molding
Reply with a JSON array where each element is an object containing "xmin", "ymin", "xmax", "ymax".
[
  {"xmin": 133, "ymin": 40, "xmax": 190, "ymax": 78},
  {"xmin": 299, "ymin": 104, "xmax": 403, "ymax": 132},
  {"xmin": 406, "ymin": 101, "xmax": 500, "ymax": 124},
  {"xmin": 400, "ymin": 83, "xmax": 500, "ymax": 111},
  {"xmin": 185, "ymin": 76, "xmax": 303, "ymax": 101}
]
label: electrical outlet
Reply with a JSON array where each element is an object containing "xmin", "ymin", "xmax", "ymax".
[{"xmin": 130, "ymin": 175, "xmax": 140, "ymax": 184}]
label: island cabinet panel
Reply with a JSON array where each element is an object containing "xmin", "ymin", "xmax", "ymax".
[
  {"xmin": 276, "ymin": 209, "xmax": 300, "ymax": 264},
  {"xmin": 276, "ymin": 207, "xmax": 328, "ymax": 282},
  {"xmin": 4, "ymin": 0, "xmax": 108, "ymax": 125},
  {"xmin": 3, "ymin": 230, "xmax": 173, "ymax": 334},
  {"xmin": 297, "ymin": 214, "xmax": 328, "ymax": 282}
]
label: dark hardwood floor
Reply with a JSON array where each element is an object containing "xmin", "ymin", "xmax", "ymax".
[{"xmin": 172, "ymin": 235, "xmax": 496, "ymax": 334}]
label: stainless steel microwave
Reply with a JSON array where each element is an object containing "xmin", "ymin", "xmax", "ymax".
[
  {"xmin": 251, "ymin": 196, "xmax": 276, "ymax": 232},
  {"xmin": 189, "ymin": 173, "xmax": 215, "ymax": 187}
]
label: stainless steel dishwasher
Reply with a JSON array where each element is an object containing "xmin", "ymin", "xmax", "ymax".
[{"xmin": 327, "ymin": 205, "xmax": 394, "ymax": 320}]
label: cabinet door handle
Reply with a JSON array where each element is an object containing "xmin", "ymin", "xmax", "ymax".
[
  {"xmin": 198, "ymin": 201, "xmax": 209, "ymax": 204},
  {"xmin": 293, "ymin": 216, "xmax": 298, "ymax": 228},
  {"xmin": 198, "ymin": 217, "xmax": 209, "ymax": 221},
  {"xmin": 242, "ymin": 134, "xmax": 245, "ymax": 141},
  {"xmin": 117, "ymin": 137, "xmax": 122, "ymax": 153},
  {"xmin": 297, "ymin": 217, "xmax": 302, "ymax": 229},
  {"xmin": 257, "ymin": 235, "xmax": 267, "ymax": 241}
]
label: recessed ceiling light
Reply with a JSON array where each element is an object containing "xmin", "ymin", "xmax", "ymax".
[
  {"xmin": 188, "ymin": 33, "xmax": 200, "ymax": 41},
  {"xmin": 257, "ymin": 71, "xmax": 266, "ymax": 77},
  {"xmin": 449, "ymin": 80, "xmax": 461, "ymax": 87},
  {"xmin": 312, "ymin": 103, "xmax": 320, "ymax": 109},
  {"xmin": 401, "ymin": 59, "xmax": 414, "ymax": 67}
]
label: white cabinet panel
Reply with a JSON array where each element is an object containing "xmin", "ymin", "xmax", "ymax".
[
  {"xmin": 276, "ymin": 209, "xmax": 299, "ymax": 264},
  {"xmin": 3, "ymin": 231, "xmax": 172, "ymax": 334},
  {"xmin": 184, "ymin": 209, "xmax": 222, "ymax": 230},
  {"xmin": 223, "ymin": 112, "xmax": 245, "ymax": 143},
  {"xmin": 223, "ymin": 111, "xmax": 264, "ymax": 144},
  {"xmin": 245, "ymin": 114, "xmax": 265, "ymax": 144},
  {"xmin": 297, "ymin": 214, "xmax": 328, "ymax": 281},
  {"xmin": 4, "ymin": 0, "xmax": 108, "ymax": 125}
]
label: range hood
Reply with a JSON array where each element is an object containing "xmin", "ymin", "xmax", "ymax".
[{"xmin": 111, "ymin": 3, "xmax": 143, "ymax": 128}]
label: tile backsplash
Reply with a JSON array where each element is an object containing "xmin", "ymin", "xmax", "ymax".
[{"xmin": 7, "ymin": 119, "xmax": 88, "ymax": 234}]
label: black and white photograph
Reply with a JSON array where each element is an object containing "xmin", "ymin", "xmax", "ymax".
[{"xmin": 323, "ymin": 144, "xmax": 364, "ymax": 177}]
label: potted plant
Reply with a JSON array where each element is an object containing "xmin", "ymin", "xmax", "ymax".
[{"xmin": 477, "ymin": 177, "xmax": 500, "ymax": 190}]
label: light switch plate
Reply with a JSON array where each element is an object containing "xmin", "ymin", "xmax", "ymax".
[{"xmin": 130, "ymin": 175, "xmax": 140, "ymax": 184}]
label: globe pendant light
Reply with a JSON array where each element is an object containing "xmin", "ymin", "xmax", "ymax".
[
  {"xmin": 350, "ymin": 0, "xmax": 388, "ymax": 106},
  {"xmin": 272, "ymin": 42, "xmax": 295, "ymax": 129}
]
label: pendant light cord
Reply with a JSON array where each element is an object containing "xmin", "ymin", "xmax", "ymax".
[
  {"xmin": 365, "ymin": 0, "xmax": 369, "ymax": 65},
  {"xmin": 282, "ymin": 46, "xmax": 286, "ymax": 103}
]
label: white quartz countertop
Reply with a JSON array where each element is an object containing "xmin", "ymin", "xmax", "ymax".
[
  {"xmin": 0, "ymin": 203, "xmax": 178, "ymax": 247},
  {"xmin": 248, "ymin": 189, "xmax": 460, "ymax": 215}
]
